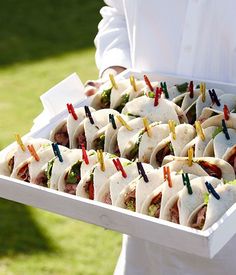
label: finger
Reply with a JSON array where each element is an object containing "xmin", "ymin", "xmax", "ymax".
[
  {"xmin": 84, "ymin": 80, "xmax": 102, "ymax": 89},
  {"xmin": 84, "ymin": 86, "xmax": 97, "ymax": 97}
]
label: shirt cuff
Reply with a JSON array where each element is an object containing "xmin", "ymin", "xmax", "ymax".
[{"xmin": 97, "ymin": 48, "xmax": 131, "ymax": 77}]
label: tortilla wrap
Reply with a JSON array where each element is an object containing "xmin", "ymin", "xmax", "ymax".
[
  {"xmin": 83, "ymin": 109, "xmax": 119, "ymax": 150},
  {"xmin": 180, "ymin": 126, "xmax": 217, "ymax": 157},
  {"xmin": 188, "ymin": 184, "xmax": 236, "ymax": 230},
  {"xmin": 213, "ymin": 129, "xmax": 236, "ymax": 158},
  {"xmin": 117, "ymin": 117, "xmax": 144, "ymax": 157},
  {"xmin": 49, "ymin": 118, "xmax": 69, "ymax": 147},
  {"xmin": 162, "ymin": 176, "xmax": 223, "ymax": 225},
  {"xmin": 222, "ymin": 145, "xmax": 236, "ymax": 174},
  {"xmin": 10, "ymin": 145, "xmax": 60, "ymax": 184},
  {"xmin": 138, "ymin": 124, "xmax": 170, "ymax": 163},
  {"xmin": 56, "ymin": 149, "xmax": 96, "ymax": 195},
  {"xmin": 1, "ymin": 137, "xmax": 51, "ymax": 177},
  {"xmin": 110, "ymin": 79, "xmax": 137, "ymax": 110},
  {"xmin": 199, "ymin": 94, "xmax": 236, "ymax": 121},
  {"xmin": 201, "ymin": 113, "xmax": 236, "ymax": 129},
  {"xmin": 49, "ymin": 148, "xmax": 82, "ymax": 190},
  {"xmin": 162, "ymin": 156, "xmax": 235, "ymax": 180},
  {"xmin": 122, "ymin": 96, "xmax": 180, "ymax": 123},
  {"xmin": 109, "ymin": 162, "xmax": 153, "ymax": 206},
  {"xmin": 141, "ymin": 173, "xmax": 197, "ymax": 218},
  {"xmin": 67, "ymin": 106, "xmax": 95, "ymax": 148}
]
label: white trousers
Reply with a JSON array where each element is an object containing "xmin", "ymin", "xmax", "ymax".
[{"xmin": 114, "ymin": 234, "xmax": 236, "ymax": 275}]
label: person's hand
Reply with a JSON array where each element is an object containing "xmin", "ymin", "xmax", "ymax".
[{"xmin": 84, "ymin": 66, "xmax": 126, "ymax": 97}]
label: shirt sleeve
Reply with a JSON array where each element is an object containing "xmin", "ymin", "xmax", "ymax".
[{"xmin": 94, "ymin": 0, "xmax": 131, "ymax": 76}]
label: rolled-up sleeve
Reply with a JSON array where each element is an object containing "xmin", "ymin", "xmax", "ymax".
[{"xmin": 95, "ymin": 0, "xmax": 131, "ymax": 76}]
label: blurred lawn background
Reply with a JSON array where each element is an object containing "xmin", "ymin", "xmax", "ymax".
[{"xmin": 0, "ymin": 1, "xmax": 122, "ymax": 274}]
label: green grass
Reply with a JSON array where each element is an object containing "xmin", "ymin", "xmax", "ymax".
[{"xmin": 0, "ymin": 1, "xmax": 122, "ymax": 274}]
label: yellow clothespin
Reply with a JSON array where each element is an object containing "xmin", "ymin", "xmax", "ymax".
[
  {"xmin": 117, "ymin": 115, "xmax": 133, "ymax": 131},
  {"xmin": 195, "ymin": 121, "xmax": 205, "ymax": 141},
  {"xmin": 188, "ymin": 147, "xmax": 193, "ymax": 166},
  {"xmin": 143, "ymin": 117, "xmax": 152, "ymax": 137},
  {"xmin": 15, "ymin": 134, "xmax": 26, "ymax": 152},
  {"xmin": 168, "ymin": 120, "xmax": 176, "ymax": 140},
  {"xmin": 200, "ymin": 82, "xmax": 206, "ymax": 102},
  {"xmin": 109, "ymin": 74, "xmax": 118, "ymax": 90},
  {"xmin": 97, "ymin": 149, "xmax": 105, "ymax": 172},
  {"xmin": 130, "ymin": 75, "xmax": 138, "ymax": 92}
]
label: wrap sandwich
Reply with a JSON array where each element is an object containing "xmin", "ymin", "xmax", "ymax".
[
  {"xmin": 188, "ymin": 183, "xmax": 236, "ymax": 230},
  {"xmin": 161, "ymin": 176, "xmax": 223, "ymax": 226},
  {"xmin": 150, "ymin": 124, "xmax": 196, "ymax": 168}
]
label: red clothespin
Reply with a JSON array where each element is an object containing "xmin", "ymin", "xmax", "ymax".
[
  {"xmin": 67, "ymin": 103, "xmax": 78, "ymax": 120},
  {"xmin": 223, "ymin": 105, "xmax": 230, "ymax": 121}
]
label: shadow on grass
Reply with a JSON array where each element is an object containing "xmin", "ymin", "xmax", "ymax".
[
  {"xmin": 0, "ymin": 0, "xmax": 103, "ymax": 66},
  {"xmin": 0, "ymin": 198, "xmax": 56, "ymax": 257}
]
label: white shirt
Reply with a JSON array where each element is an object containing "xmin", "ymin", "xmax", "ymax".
[
  {"xmin": 95, "ymin": 1, "xmax": 236, "ymax": 274},
  {"xmin": 95, "ymin": 0, "xmax": 236, "ymax": 83}
]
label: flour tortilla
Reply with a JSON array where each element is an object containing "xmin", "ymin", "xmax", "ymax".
[
  {"xmin": 109, "ymin": 162, "xmax": 153, "ymax": 206},
  {"xmin": 1, "ymin": 137, "xmax": 51, "ymax": 177},
  {"xmin": 67, "ymin": 106, "xmax": 95, "ymax": 148},
  {"xmin": 213, "ymin": 129, "xmax": 236, "ymax": 158},
  {"xmin": 150, "ymin": 124, "xmax": 196, "ymax": 168},
  {"xmin": 188, "ymin": 184, "xmax": 236, "ymax": 230},
  {"xmin": 49, "ymin": 118, "xmax": 69, "ymax": 147},
  {"xmin": 162, "ymin": 156, "xmax": 235, "ymax": 181},
  {"xmin": 201, "ymin": 113, "xmax": 236, "ymax": 129},
  {"xmin": 162, "ymin": 176, "xmax": 222, "ymax": 225},
  {"xmin": 180, "ymin": 126, "xmax": 217, "ymax": 157},
  {"xmin": 138, "ymin": 124, "xmax": 170, "ymax": 163},
  {"xmin": 83, "ymin": 109, "xmax": 119, "ymax": 150},
  {"xmin": 117, "ymin": 117, "xmax": 144, "ymax": 157},
  {"xmin": 141, "ymin": 173, "xmax": 197, "ymax": 217},
  {"xmin": 122, "ymin": 96, "xmax": 180, "ymax": 123},
  {"xmin": 199, "ymin": 94, "xmax": 236, "ymax": 121},
  {"xmin": 49, "ymin": 148, "xmax": 82, "ymax": 190}
]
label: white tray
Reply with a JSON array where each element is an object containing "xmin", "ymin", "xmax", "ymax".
[{"xmin": 1, "ymin": 71, "xmax": 236, "ymax": 259}]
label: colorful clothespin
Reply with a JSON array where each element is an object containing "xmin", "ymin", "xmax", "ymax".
[
  {"xmin": 52, "ymin": 143, "xmax": 63, "ymax": 162},
  {"xmin": 144, "ymin": 75, "xmax": 154, "ymax": 91},
  {"xmin": 27, "ymin": 144, "xmax": 40, "ymax": 161},
  {"xmin": 84, "ymin": 106, "xmax": 94, "ymax": 124},
  {"xmin": 117, "ymin": 115, "xmax": 133, "ymax": 131},
  {"xmin": 137, "ymin": 162, "xmax": 149, "ymax": 182},
  {"xmin": 15, "ymin": 134, "xmax": 26, "ymax": 152},
  {"xmin": 109, "ymin": 74, "xmax": 118, "ymax": 90},
  {"xmin": 209, "ymin": 89, "xmax": 221, "ymax": 106},
  {"xmin": 205, "ymin": 181, "xmax": 220, "ymax": 200},
  {"xmin": 223, "ymin": 105, "xmax": 230, "ymax": 121},
  {"xmin": 163, "ymin": 166, "xmax": 172, "ymax": 188},
  {"xmin": 112, "ymin": 158, "xmax": 127, "ymax": 178},
  {"xmin": 81, "ymin": 143, "xmax": 89, "ymax": 165},
  {"xmin": 67, "ymin": 103, "xmax": 78, "ymax": 120},
  {"xmin": 130, "ymin": 75, "xmax": 138, "ymax": 92},
  {"xmin": 188, "ymin": 147, "xmax": 193, "ymax": 166},
  {"xmin": 188, "ymin": 81, "xmax": 194, "ymax": 98},
  {"xmin": 154, "ymin": 87, "xmax": 162, "ymax": 106},
  {"xmin": 161, "ymin": 82, "xmax": 169, "ymax": 99},
  {"xmin": 195, "ymin": 121, "xmax": 205, "ymax": 141},
  {"xmin": 97, "ymin": 149, "xmax": 105, "ymax": 171},
  {"xmin": 168, "ymin": 120, "xmax": 176, "ymax": 140},
  {"xmin": 143, "ymin": 117, "xmax": 152, "ymax": 137},
  {"xmin": 182, "ymin": 173, "xmax": 192, "ymax": 195},
  {"xmin": 221, "ymin": 119, "xmax": 230, "ymax": 140},
  {"xmin": 109, "ymin": 114, "xmax": 117, "ymax": 130},
  {"xmin": 200, "ymin": 82, "xmax": 206, "ymax": 102}
]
